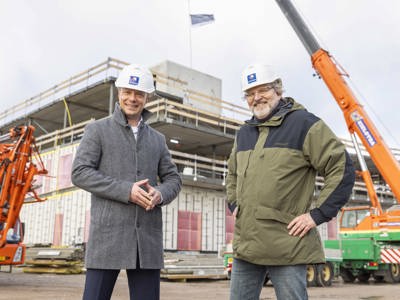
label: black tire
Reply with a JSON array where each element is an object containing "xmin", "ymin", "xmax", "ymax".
[
  {"xmin": 384, "ymin": 263, "xmax": 400, "ymax": 283},
  {"xmin": 306, "ymin": 265, "xmax": 317, "ymax": 287},
  {"xmin": 316, "ymin": 262, "xmax": 334, "ymax": 287},
  {"xmin": 373, "ymin": 275, "xmax": 385, "ymax": 283},
  {"xmin": 340, "ymin": 267, "xmax": 355, "ymax": 283},
  {"xmin": 357, "ymin": 271, "xmax": 370, "ymax": 283}
]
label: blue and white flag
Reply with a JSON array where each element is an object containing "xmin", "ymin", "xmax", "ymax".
[{"xmin": 190, "ymin": 14, "xmax": 215, "ymax": 26}]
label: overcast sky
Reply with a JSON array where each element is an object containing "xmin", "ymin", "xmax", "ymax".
[{"xmin": 1, "ymin": 0, "xmax": 399, "ymax": 147}]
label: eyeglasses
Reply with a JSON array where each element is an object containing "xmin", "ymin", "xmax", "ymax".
[{"xmin": 243, "ymin": 86, "xmax": 274, "ymax": 101}]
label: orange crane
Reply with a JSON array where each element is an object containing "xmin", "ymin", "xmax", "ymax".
[
  {"xmin": 276, "ymin": 0, "xmax": 400, "ymax": 285},
  {"xmin": 0, "ymin": 125, "xmax": 47, "ymax": 266}
]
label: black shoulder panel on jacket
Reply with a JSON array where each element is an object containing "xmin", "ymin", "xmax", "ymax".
[
  {"xmin": 236, "ymin": 125, "xmax": 259, "ymax": 152},
  {"xmin": 264, "ymin": 110, "xmax": 320, "ymax": 151}
]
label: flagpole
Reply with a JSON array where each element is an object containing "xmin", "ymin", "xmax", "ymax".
[{"xmin": 188, "ymin": 0, "xmax": 192, "ymax": 68}]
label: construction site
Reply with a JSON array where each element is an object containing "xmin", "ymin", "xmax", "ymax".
[
  {"xmin": 0, "ymin": 54, "xmax": 398, "ymax": 292},
  {"xmin": 1, "ymin": 0, "xmax": 400, "ymax": 299},
  {"xmin": 0, "ymin": 53, "xmax": 400, "ymax": 268},
  {"xmin": 0, "ymin": 56, "xmax": 395, "ymax": 254}
]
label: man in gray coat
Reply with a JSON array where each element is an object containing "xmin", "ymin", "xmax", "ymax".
[{"xmin": 72, "ymin": 64, "xmax": 182, "ymax": 300}]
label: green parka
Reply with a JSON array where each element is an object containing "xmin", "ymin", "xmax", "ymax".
[{"xmin": 226, "ymin": 98, "xmax": 355, "ymax": 265}]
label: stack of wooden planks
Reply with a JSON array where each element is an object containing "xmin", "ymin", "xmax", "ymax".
[
  {"xmin": 22, "ymin": 246, "xmax": 84, "ymax": 274},
  {"xmin": 161, "ymin": 252, "xmax": 227, "ymax": 281}
]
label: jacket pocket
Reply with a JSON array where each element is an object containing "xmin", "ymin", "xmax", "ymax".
[
  {"xmin": 232, "ymin": 205, "xmax": 241, "ymax": 252},
  {"xmin": 254, "ymin": 206, "xmax": 296, "ymax": 224},
  {"xmin": 249, "ymin": 207, "xmax": 299, "ymax": 260}
]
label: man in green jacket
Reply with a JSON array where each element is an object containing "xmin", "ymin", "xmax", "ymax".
[{"xmin": 226, "ymin": 64, "xmax": 355, "ymax": 300}]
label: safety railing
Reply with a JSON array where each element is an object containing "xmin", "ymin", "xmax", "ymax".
[
  {"xmin": 146, "ymin": 98, "xmax": 243, "ymax": 135},
  {"xmin": 35, "ymin": 119, "xmax": 92, "ymax": 150}
]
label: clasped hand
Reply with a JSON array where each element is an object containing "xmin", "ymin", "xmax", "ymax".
[{"xmin": 130, "ymin": 179, "xmax": 161, "ymax": 211}]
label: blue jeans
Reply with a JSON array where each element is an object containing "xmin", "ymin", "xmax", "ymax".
[{"xmin": 230, "ymin": 258, "xmax": 308, "ymax": 300}]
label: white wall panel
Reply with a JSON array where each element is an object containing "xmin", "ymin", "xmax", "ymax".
[
  {"xmin": 20, "ymin": 189, "xmax": 90, "ymax": 246},
  {"xmin": 162, "ymin": 196, "xmax": 178, "ymax": 250}
]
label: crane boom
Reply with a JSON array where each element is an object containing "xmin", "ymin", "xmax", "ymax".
[{"xmin": 275, "ymin": 0, "xmax": 400, "ymax": 203}]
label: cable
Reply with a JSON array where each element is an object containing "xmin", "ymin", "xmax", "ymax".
[{"xmin": 62, "ymin": 98, "xmax": 73, "ymax": 127}]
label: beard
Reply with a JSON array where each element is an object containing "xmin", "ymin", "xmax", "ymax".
[{"xmin": 252, "ymin": 102, "xmax": 274, "ymax": 119}]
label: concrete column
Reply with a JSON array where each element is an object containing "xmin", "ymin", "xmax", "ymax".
[
  {"xmin": 212, "ymin": 145, "xmax": 216, "ymax": 179},
  {"xmin": 109, "ymin": 83, "xmax": 115, "ymax": 115}
]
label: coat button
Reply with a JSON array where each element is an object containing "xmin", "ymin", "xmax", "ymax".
[
  {"xmin": 137, "ymin": 170, "xmax": 141, "ymax": 175},
  {"xmin": 137, "ymin": 222, "xmax": 140, "ymax": 228}
]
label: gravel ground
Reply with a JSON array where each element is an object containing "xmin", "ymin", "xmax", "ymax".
[{"xmin": 0, "ymin": 268, "xmax": 399, "ymax": 300}]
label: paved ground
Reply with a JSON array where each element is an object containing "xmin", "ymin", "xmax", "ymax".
[{"xmin": 0, "ymin": 269, "xmax": 399, "ymax": 300}]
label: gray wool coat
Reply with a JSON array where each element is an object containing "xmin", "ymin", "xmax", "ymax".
[{"xmin": 71, "ymin": 103, "xmax": 181, "ymax": 269}]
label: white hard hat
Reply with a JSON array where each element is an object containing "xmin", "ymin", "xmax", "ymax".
[
  {"xmin": 115, "ymin": 64, "xmax": 155, "ymax": 93},
  {"xmin": 241, "ymin": 64, "xmax": 280, "ymax": 92}
]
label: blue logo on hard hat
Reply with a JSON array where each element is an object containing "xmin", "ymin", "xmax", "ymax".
[
  {"xmin": 129, "ymin": 76, "xmax": 139, "ymax": 85},
  {"xmin": 247, "ymin": 73, "xmax": 257, "ymax": 84}
]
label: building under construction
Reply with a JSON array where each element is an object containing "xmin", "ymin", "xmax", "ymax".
[{"xmin": 0, "ymin": 57, "xmax": 397, "ymax": 253}]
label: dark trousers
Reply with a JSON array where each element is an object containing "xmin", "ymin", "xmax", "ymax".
[{"xmin": 82, "ymin": 267, "xmax": 160, "ymax": 300}]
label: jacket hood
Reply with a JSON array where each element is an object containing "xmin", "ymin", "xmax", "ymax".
[
  {"xmin": 245, "ymin": 97, "xmax": 305, "ymax": 127},
  {"xmin": 112, "ymin": 102, "xmax": 152, "ymax": 127}
]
